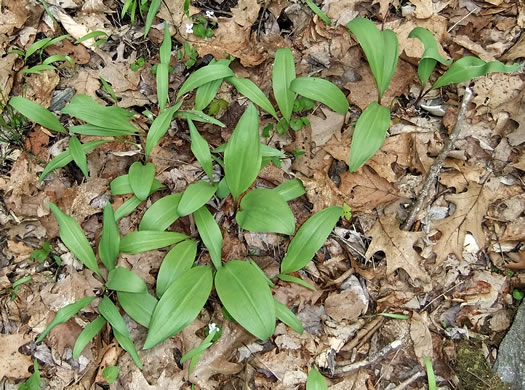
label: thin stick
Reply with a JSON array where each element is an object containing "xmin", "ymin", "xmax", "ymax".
[
  {"xmin": 402, "ymin": 87, "xmax": 473, "ymax": 231},
  {"xmin": 392, "ymin": 371, "xmax": 425, "ymax": 390}
]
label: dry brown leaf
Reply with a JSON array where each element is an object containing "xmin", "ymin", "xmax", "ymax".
[
  {"xmin": 24, "ymin": 69, "xmax": 59, "ymax": 107},
  {"xmin": 410, "ymin": 312, "xmax": 433, "ymax": 364},
  {"xmin": 365, "ymin": 215, "xmax": 431, "ymax": 285},
  {"xmin": 0, "ymin": 0, "xmax": 29, "ymax": 35},
  {"xmin": 70, "ymin": 70, "xmax": 101, "ymax": 100},
  {"xmin": 410, "ymin": 0, "xmax": 450, "ymax": 19},
  {"xmin": 502, "ymin": 33, "xmax": 525, "ymax": 61},
  {"xmin": 0, "ymin": 53, "xmax": 18, "ymax": 96},
  {"xmin": 499, "ymin": 217, "xmax": 525, "ymax": 242},
  {"xmin": 324, "ymin": 289, "xmax": 367, "ymax": 322},
  {"xmin": 309, "ymin": 108, "xmax": 344, "ymax": 147},
  {"xmin": 0, "ymin": 333, "xmax": 33, "ymax": 380}
]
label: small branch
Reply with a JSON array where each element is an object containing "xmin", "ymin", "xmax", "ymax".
[
  {"xmin": 402, "ymin": 86, "xmax": 473, "ymax": 231},
  {"xmin": 392, "ymin": 371, "xmax": 425, "ymax": 390}
]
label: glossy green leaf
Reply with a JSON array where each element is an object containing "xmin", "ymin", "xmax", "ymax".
[
  {"xmin": 194, "ymin": 206, "xmax": 223, "ymax": 269},
  {"xmin": 98, "ymin": 296, "xmax": 142, "ymax": 369},
  {"xmin": 18, "ymin": 360, "xmax": 40, "ymax": 390},
  {"xmin": 177, "ymin": 181, "xmax": 217, "ymax": 216},
  {"xmin": 74, "ymin": 31, "xmax": 107, "ymax": 44},
  {"xmin": 272, "ymin": 48, "xmax": 296, "ymax": 124},
  {"xmin": 68, "ymin": 136, "xmax": 89, "ymax": 177},
  {"xmin": 273, "ymin": 178, "xmax": 305, "ymax": 201},
  {"xmin": 145, "ymin": 102, "xmax": 182, "ymax": 158},
  {"xmin": 25, "ymin": 37, "xmax": 52, "ymax": 59},
  {"xmin": 114, "ymin": 196, "xmax": 142, "ymax": 221},
  {"xmin": 261, "ymin": 144, "xmax": 285, "ymax": 157},
  {"xmin": 49, "ymin": 203, "xmax": 99, "ymax": 275},
  {"xmin": 277, "ymin": 273, "xmax": 316, "ymax": 290},
  {"xmin": 306, "ymin": 367, "xmax": 328, "ymax": 390},
  {"xmin": 425, "ymin": 356, "xmax": 437, "ymax": 390},
  {"xmin": 226, "ymin": 76, "xmax": 278, "ymax": 119},
  {"xmin": 194, "ymin": 60, "xmax": 230, "ymax": 110},
  {"xmin": 102, "ymin": 366, "xmax": 119, "ymax": 384},
  {"xmin": 281, "ymin": 206, "xmax": 342, "ymax": 274},
  {"xmin": 120, "ymin": 231, "xmax": 187, "ymax": 254},
  {"xmin": 159, "ymin": 22, "xmax": 171, "ymax": 65},
  {"xmin": 157, "ymin": 24, "xmax": 171, "ymax": 111},
  {"xmin": 144, "ymin": 266, "xmax": 213, "ymax": 349},
  {"xmin": 9, "ymin": 96, "xmax": 66, "ymax": 133},
  {"xmin": 42, "ymin": 54, "xmax": 74, "ymax": 66},
  {"xmin": 178, "ymin": 110, "xmax": 226, "ymax": 127},
  {"xmin": 144, "ymin": 0, "xmax": 161, "ymax": 37},
  {"xmin": 216, "ymin": 177, "xmax": 230, "ymax": 199},
  {"xmin": 37, "ymin": 296, "xmax": 95, "ymax": 342},
  {"xmin": 236, "ymin": 188, "xmax": 295, "ymax": 235},
  {"xmin": 69, "ymin": 124, "xmax": 137, "ymax": 137},
  {"xmin": 188, "ymin": 119, "xmax": 214, "ymax": 179},
  {"xmin": 106, "ymin": 267, "xmax": 147, "ymax": 293},
  {"xmin": 290, "ymin": 78, "xmax": 348, "ymax": 114},
  {"xmin": 98, "ymin": 202, "xmax": 119, "ymax": 271},
  {"xmin": 156, "ymin": 240, "xmax": 197, "ymax": 297},
  {"xmin": 177, "ymin": 64, "xmax": 234, "ymax": 99},
  {"xmin": 215, "ymin": 260, "xmax": 275, "ymax": 340},
  {"xmin": 128, "ymin": 161, "xmax": 155, "ymax": 201},
  {"xmin": 111, "ymin": 174, "xmax": 164, "ymax": 196},
  {"xmin": 224, "ymin": 103, "xmax": 261, "ymax": 200},
  {"xmin": 118, "ymin": 291, "xmax": 158, "ymax": 328},
  {"xmin": 433, "ymin": 56, "xmax": 519, "ymax": 89},
  {"xmin": 22, "ymin": 64, "xmax": 57, "ymax": 74},
  {"xmin": 408, "ymin": 27, "xmax": 452, "ymax": 86},
  {"xmin": 274, "ymin": 298, "xmax": 303, "ymax": 334},
  {"xmin": 348, "ymin": 102, "xmax": 390, "ymax": 171},
  {"xmin": 347, "ymin": 17, "xmax": 399, "ymax": 99},
  {"xmin": 304, "ymin": 0, "xmax": 331, "ymax": 25},
  {"xmin": 73, "ymin": 316, "xmax": 106, "ymax": 359},
  {"xmin": 249, "ymin": 258, "xmax": 274, "ymax": 287},
  {"xmin": 139, "ymin": 193, "xmax": 181, "ymax": 231}
]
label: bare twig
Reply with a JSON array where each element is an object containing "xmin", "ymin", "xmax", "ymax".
[
  {"xmin": 402, "ymin": 87, "xmax": 473, "ymax": 231},
  {"xmin": 392, "ymin": 371, "xmax": 425, "ymax": 390}
]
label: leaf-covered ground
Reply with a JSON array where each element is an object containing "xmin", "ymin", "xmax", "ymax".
[{"xmin": 1, "ymin": 0, "xmax": 524, "ymax": 389}]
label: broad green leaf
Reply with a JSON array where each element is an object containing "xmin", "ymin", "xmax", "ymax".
[
  {"xmin": 224, "ymin": 103, "xmax": 261, "ymax": 200},
  {"xmin": 347, "ymin": 17, "xmax": 399, "ymax": 99},
  {"xmin": 277, "ymin": 273, "xmax": 316, "ymax": 290},
  {"xmin": 128, "ymin": 161, "xmax": 155, "ymax": 201},
  {"xmin": 348, "ymin": 102, "xmax": 390, "ymax": 171},
  {"xmin": 102, "ymin": 366, "xmax": 119, "ymax": 384},
  {"xmin": 194, "ymin": 206, "xmax": 222, "ymax": 269},
  {"xmin": 18, "ymin": 360, "xmax": 40, "ymax": 390},
  {"xmin": 74, "ymin": 31, "xmax": 108, "ymax": 44},
  {"xmin": 98, "ymin": 296, "xmax": 142, "ymax": 369},
  {"xmin": 178, "ymin": 110, "xmax": 226, "ymax": 127},
  {"xmin": 118, "ymin": 291, "xmax": 158, "ymax": 328},
  {"xmin": 433, "ymin": 56, "xmax": 519, "ymax": 89},
  {"xmin": 195, "ymin": 78, "xmax": 223, "ymax": 111},
  {"xmin": 159, "ymin": 22, "xmax": 171, "ymax": 65},
  {"xmin": 114, "ymin": 196, "xmax": 141, "ymax": 221},
  {"xmin": 98, "ymin": 202, "xmax": 119, "ymax": 271},
  {"xmin": 249, "ymin": 258, "xmax": 274, "ymax": 287},
  {"xmin": 25, "ymin": 37, "xmax": 52, "ymax": 59},
  {"xmin": 68, "ymin": 136, "xmax": 89, "ymax": 177},
  {"xmin": 236, "ymin": 189, "xmax": 295, "ymax": 235},
  {"xmin": 9, "ymin": 96, "xmax": 66, "ymax": 133},
  {"xmin": 42, "ymin": 54, "xmax": 74, "ymax": 66},
  {"xmin": 281, "ymin": 206, "xmax": 342, "ymax": 274},
  {"xmin": 156, "ymin": 240, "xmax": 197, "ymax": 297},
  {"xmin": 188, "ymin": 119, "xmax": 214, "ymax": 179},
  {"xmin": 290, "ymin": 78, "xmax": 349, "ymax": 114},
  {"xmin": 177, "ymin": 181, "xmax": 217, "ymax": 216},
  {"xmin": 22, "ymin": 64, "xmax": 56, "ymax": 74},
  {"xmin": 226, "ymin": 76, "xmax": 278, "ymax": 119},
  {"xmin": 274, "ymin": 298, "xmax": 303, "ymax": 334},
  {"xmin": 145, "ymin": 102, "xmax": 182, "ymax": 158},
  {"xmin": 106, "ymin": 267, "xmax": 147, "ymax": 293},
  {"xmin": 215, "ymin": 260, "xmax": 275, "ymax": 340},
  {"xmin": 306, "ymin": 367, "xmax": 328, "ymax": 390},
  {"xmin": 144, "ymin": 266, "xmax": 213, "ymax": 349},
  {"xmin": 49, "ymin": 203, "xmax": 100, "ymax": 275},
  {"xmin": 272, "ymin": 48, "xmax": 296, "ymax": 124},
  {"xmin": 177, "ymin": 64, "xmax": 234, "ymax": 99},
  {"xmin": 408, "ymin": 27, "xmax": 452, "ymax": 86},
  {"xmin": 69, "ymin": 124, "xmax": 137, "ymax": 137},
  {"xmin": 425, "ymin": 356, "xmax": 437, "ymax": 390},
  {"xmin": 39, "ymin": 140, "xmax": 108, "ymax": 181},
  {"xmin": 261, "ymin": 144, "xmax": 285, "ymax": 157},
  {"xmin": 157, "ymin": 24, "xmax": 171, "ymax": 111},
  {"xmin": 139, "ymin": 193, "xmax": 182, "ymax": 231},
  {"xmin": 120, "ymin": 231, "xmax": 187, "ymax": 254},
  {"xmin": 111, "ymin": 174, "xmax": 164, "ymax": 196},
  {"xmin": 216, "ymin": 177, "xmax": 230, "ymax": 199},
  {"xmin": 273, "ymin": 178, "xmax": 305, "ymax": 201},
  {"xmin": 37, "ymin": 296, "xmax": 96, "ymax": 342},
  {"xmin": 144, "ymin": 0, "xmax": 161, "ymax": 37},
  {"xmin": 73, "ymin": 316, "xmax": 106, "ymax": 359}
]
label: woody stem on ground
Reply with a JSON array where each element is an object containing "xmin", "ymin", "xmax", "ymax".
[{"xmin": 402, "ymin": 86, "xmax": 473, "ymax": 231}]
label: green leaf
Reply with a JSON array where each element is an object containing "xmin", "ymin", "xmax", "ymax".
[
  {"xmin": 156, "ymin": 240, "xmax": 197, "ymax": 297},
  {"xmin": 106, "ymin": 267, "xmax": 147, "ymax": 293},
  {"xmin": 9, "ymin": 96, "xmax": 66, "ymax": 133},
  {"xmin": 98, "ymin": 202, "xmax": 119, "ymax": 271},
  {"xmin": 376, "ymin": 312, "xmax": 410, "ymax": 320},
  {"xmin": 236, "ymin": 189, "xmax": 295, "ymax": 235},
  {"xmin": 98, "ymin": 296, "xmax": 142, "ymax": 369},
  {"xmin": 73, "ymin": 316, "xmax": 106, "ymax": 359},
  {"xmin": 159, "ymin": 22, "xmax": 171, "ymax": 65},
  {"xmin": 273, "ymin": 178, "xmax": 305, "ymax": 201},
  {"xmin": 272, "ymin": 48, "xmax": 296, "ymax": 123},
  {"xmin": 102, "ymin": 366, "xmax": 119, "ymax": 385},
  {"xmin": 18, "ymin": 360, "xmax": 40, "ymax": 390},
  {"xmin": 188, "ymin": 119, "xmax": 214, "ymax": 179},
  {"xmin": 304, "ymin": 0, "xmax": 331, "ymax": 25},
  {"xmin": 226, "ymin": 76, "xmax": 278, "ymax": 119},
  {"xmin": 215, "ymin": 260, "xmax": 275, "ymax": 340},
  {"xmin": 261, "ymin": 144, "xmax": 285, "ymax": 157},
  {"xmin": 110, "ymin": 174, "xmax": 133, "ymax": 195},
  {"xmin": 249, "ymin": 258, "xmax": 274, "ymax": 287},
  {"xmin": 114, "ymin": 196, "xmax": 141, "ymax": 221},
  {"xmin": 117, "ymin": 291, "xmax": 158, "ymax": 328},
  {"xmin": 224, "ymin": 103, "xmax": 261, "ymax": 200},
  {"xmin": 157, "ymin": 24, "xmax": 172, "ymax": 111},
  {"xmin": 74, "ymin": 31, "xmax": 108, "ymax": 44},
  {"xmin": 144, "ymin": 0, "xmax": 161, "ymax": 37},
  {"xmin": 290, "ymin": 78, "xmax": 349, "ymax": 114},
  {"xmin": 177, "ymin": 64, "xmax": 234, "ymax": 99},
  {"xmin": 424, "ymin": 356, "xmax": 437, "ymax": 390},
  {"xmin": 145, "ymin": 102, "xmax": 182, "ymax": 158},
  {"xmin": 408, "ymin": 27, "xmax": 452, "ymax": 87},
  {"xmin": 216, "ymin": 177, "xmax": 230, "ymax": 199},
  {"xmin": 120, "ymin": 231, "xmax": 187, "ymax": 254},
  {"xmin": 68, "ymin": 136, "xmax": 88, "ymax": 177},
  {"xmin": 128, "ymin": 161, "xmax": 155, "ymax": 201},
  {"xmin": 274, "ymin": 298, "xmax": 303, "ymax": 334},
  {"xmin": 348, "ymin": 102, "xmax": 390, "ymax": 171},
  {"xmin": 70, "ymin": 125, "xmax": 130, "ymax": 137},
  {"xmin": 277, "ymin": 273, "xmax": 316, "ymax": 290},
  {"xmin": 347, "ymin": 17, "xmax": 399, "ymax": 99},
  {"xmin": 194, "ymin": 206, "xmax": 223, "ymax": 269},
  {"xmin": 281, "ymin": 206, "xmax": 342, "ymax": 274},
  {"xmin": 22, "ymin": 64, "xmax": 56, "ymax": 74},
  {"xmin": 432, "ymin": 56, "xmax": 519, "ymax": 89},
  {"xmin": 139, "ymin": 193, "xmax": 182, "ymax": 231},
  {"xmin": 306, "ymin": 367, "xmax": 328, "ymax": 390},
  {"xmin": 194, "ymin": 60, "xmax": 232, "ymax": 110},
  {"xmin": 25, "ymin": 37, "xmax": 51, "ymax": 59},
  {"xmin": 37, "ymin": 296, "xmax": 96, "ymax": 342},
  {"xmin": 177, "ymin": 181, "xmax": 217, "ymax": 216},
  {"xmin": 144, "ymin": 266, "xmax": 213, "ymax": 349},
  {"xmin": 49, "ymin": 203, "xmax": 100, "ymax": 275},
  {"xmin": 178, "ymin": 110, "xmax": 226, "ymax": 127}
]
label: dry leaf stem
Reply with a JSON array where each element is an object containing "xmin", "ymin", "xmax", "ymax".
[{"xmin": 403, "ymin": 86, "xmax": 473, "ymax": 231}]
